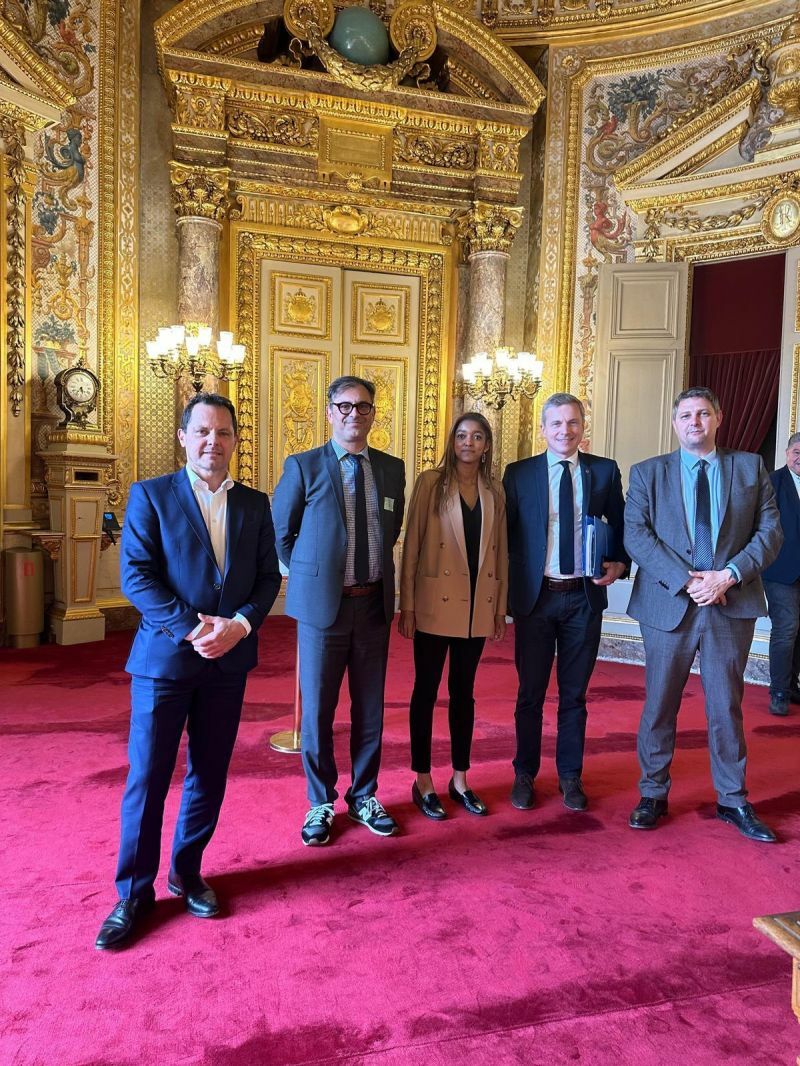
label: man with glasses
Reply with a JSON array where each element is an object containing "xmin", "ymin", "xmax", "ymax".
[{"xmin": 273, "ymin": 376, "xmax": 405, "ymax": 845}]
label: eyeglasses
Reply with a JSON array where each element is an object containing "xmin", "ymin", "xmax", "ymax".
[{"xmin": 329, "ymin": 401, "xmax": 375, "ymax": 416}]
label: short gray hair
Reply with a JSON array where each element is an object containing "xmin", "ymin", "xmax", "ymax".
[
  {"xmin": 327, "ymin": 375, "xmax": 375, "ymax": 403},
  {"xmin": 672, "ymin": 387, "xmax": 721, "ymax": 416},
  {"xmin": 788, "ymin": 431, "xmax": 800, "ymax": 448},
  {"xmin": 541, "ymin": 392, "xmax": 585, "ymax": 424}
]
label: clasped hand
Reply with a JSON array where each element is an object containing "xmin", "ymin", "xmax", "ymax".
[
  {"xmin": 685, "ymin": 569, "xmax": 734, "ymax": 607},
  {"xmin": 185, "ymin": 614, "xmax": 246, "ymax": 659}
]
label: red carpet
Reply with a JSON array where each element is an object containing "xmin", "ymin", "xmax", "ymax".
[{"xmin": 1, "ymin": 617, "xmax": 798, "ymax": 1065}]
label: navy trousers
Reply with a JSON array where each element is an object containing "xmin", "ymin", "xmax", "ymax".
[
  {"xmin": 115, "ymin": 667, "xmax": 246, "ymax": 901},
  {"xmin": 512, "ymin": 586, "xmax": 602, "ymax": 780},
  {"xmin": 764, "ymin": 579, "xmax": 800, "ymax": 698}
]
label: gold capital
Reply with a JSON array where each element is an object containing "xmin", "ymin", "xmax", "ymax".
[
  {"xmin": 169, "ymin": 162, "xmax": 230, "ymax": 222},
  {"xmin": 456, "ymin": 202, "xmax": 524, "ymax": 256}
]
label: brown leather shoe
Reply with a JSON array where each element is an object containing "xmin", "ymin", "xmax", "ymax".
[{"xmin": 510, "ymin": 773, "xmax": 535, "ymax": 810}]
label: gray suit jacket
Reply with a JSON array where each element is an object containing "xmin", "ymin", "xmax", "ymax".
[
  {"xmin": 625, "ymin": 448, "xmax": 782, "ymax": 632},
  {"xmin": 272, "ymin": 440, "xmax": 405, "ymax": 629}
]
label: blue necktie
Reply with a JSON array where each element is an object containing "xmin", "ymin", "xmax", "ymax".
[
  {"xmin": 352, "ymin": 454, "xmax": 369, "ymax": 585},
  {"xmin": 558, "ymin": 460, "xmax": 575, "ymax": 576},
  {"xmin": 693, "ymin": 459, "xmax": 713, "ymax": 571}
]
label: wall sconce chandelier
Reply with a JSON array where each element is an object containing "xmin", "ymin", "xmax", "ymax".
[
  {"xmin": 146, "ymin": 324, "xmax": 246, "ymax": 392},
  {"xmin": 455, "ymin": 346, "xmax": 543, "ymax": 411}
]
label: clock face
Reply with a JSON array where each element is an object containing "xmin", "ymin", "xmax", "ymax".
[
  {"xmin": 64, "ymin": 370, "xmax": 97, "ymax": 404},
  {"xmin": 771, "ymin": 197, "xmax": 800, "ymax": 239}
]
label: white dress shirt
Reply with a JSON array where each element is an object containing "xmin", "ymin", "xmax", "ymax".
[
  {"xmin": 185, "ymin": 464, "xmax": 250, "ymax": 640},
  {"xmin": 544, "ymin": 450, "xmax": 584, "ymax": 578}
]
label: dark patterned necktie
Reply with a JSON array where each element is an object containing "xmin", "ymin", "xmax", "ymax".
[
  {"xmin": 693, "ymin": 459, "xmax": 713, "ymax": 571},
  {"xmin": 558, "ymin": 460, "xmax": 575, "ymax": 576},
  {"xmin": 352, "ymin": 454, "xmax": 369, "ymax": 585}
]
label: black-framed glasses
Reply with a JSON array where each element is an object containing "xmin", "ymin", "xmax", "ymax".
[{"xmin": 329, "ymin": 401, "xmax": 375, "ymax": 416}]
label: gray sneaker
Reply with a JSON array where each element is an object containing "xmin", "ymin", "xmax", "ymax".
[
  {"xmin": 301, "ymin": 803, "xmax": 334, "ymax": 846},
  {"xmin": 347, "ymin": 796, "xmax": 398, "ymax": 836}
]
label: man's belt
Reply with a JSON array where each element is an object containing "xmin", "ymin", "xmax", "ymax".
[
  {"xmin": 342, "ymin": 581, "xmax": 382, "ymax": 598},
  {"xmin": 545, "ymin": 577, "xmax": 584, "ymax": 592}
]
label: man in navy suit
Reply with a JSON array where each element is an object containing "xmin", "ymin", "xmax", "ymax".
[
  {"xmin": 96, "ymin": 393, "xmax": 280, "ymax": 949},
  {"xmin": 272, "ymin": 376, "xmax": 405, "ymax": 846},
  {"xmin": 503, "ymin": 392, "xmax": 628, "ymax": 812},
  {"xmin": 762, "ymin": 432, "xmax": 800, "ymax": 716}
]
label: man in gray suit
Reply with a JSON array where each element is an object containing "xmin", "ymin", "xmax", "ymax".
[
  {"xmin": 272, "ymin": 375, "xmax": 405, "ymax": 846},
  {"xmin": 624, "ymin": 387, "xmax": 782, "ymax": 842}
]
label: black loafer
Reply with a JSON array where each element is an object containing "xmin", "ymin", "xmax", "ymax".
[
  {"xmin": 769, "ymin": 695, "xmax": 790, "ymax": 717},
  {"xmin": 559, "ymin": 776, "xmax": 588, "ymax": 811},
  {"xmin": 167, "ymin": 872, "xmax": 220, "ymax": 917},
  {"xmin": 629, "ymin": 796, "xmax": 668, "ymax": 829},
  {"xmin": 448, "ymin": 778, "xmax": 487, "ymax": 816},
  {"xmin": 95, "ymin": 896, "xmax": 154, "ymax": 949},
  {"xmin": 412, "ymin": 781, "xmax": 446, "ymax": 820},
  {"xmin": 716, "ymin": 803, "xmax": 777, "ymax": 843}
]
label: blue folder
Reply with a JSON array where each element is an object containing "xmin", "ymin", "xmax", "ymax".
[{"xmin": 583, "ymin": 515, "xmax": 615, "ymax": 579}]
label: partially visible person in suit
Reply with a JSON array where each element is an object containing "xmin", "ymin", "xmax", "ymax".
[
  {"xmin": 398, "ymin": 412, "xmax": 508, "ymax": 820},
  {"xmin": 272, "ymin": 375, "xmax": 405, "ymax": 846},
  {"xmin": 503, "ymin": 392, "xmax": 628, "ymax": 814},
  {"xmin": 762, "ymin": 431, "xmax": 800, "ymax": 717},
  {"xmin": 625, "ymin": 386, "xmax": 783, "ymax": 842},
  {"xmin": 96, "ymin": 393, "xmax": 281, "ymax": 949}
]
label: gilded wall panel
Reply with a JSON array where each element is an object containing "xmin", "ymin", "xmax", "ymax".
[
  {"xmin": 272, "ymin": 273, "xmax": 332, "ymax": 338},
  {"xmin": 351, "ymin": 283, "xmax": 410, "ymax": 346},
  {"xmin": 355, "ymin": 359, "xmax": 408, "ymax": 458},
  {"xmin": 270, "ymin": 348, "xmax": 331, "ymax": 489}
]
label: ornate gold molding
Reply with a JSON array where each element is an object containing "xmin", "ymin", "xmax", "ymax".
[
  {"xmin": 169, "ymin": 161, "xmax": 230, "ymax": 222},
  {"xmin": 1, "ymin": 115, "xmax": 25, "ymax": 416},
  {"xmin": 395, "ymin": 129, "xmax": 476, "ymax": 169},
  {"xmin": 0, "ymin": 16, "xmax": 76, "ymax": 112},
  {"xmin": 641, "ymin": 194, "xmax": 772, "ymax": 260},
  {"xmin": 456, "ymin": 201, "xmax": 524, "ymax": 256},
  {"xmin": 168, "ymin": 71, "xmax": 231, "ymax": 132},
  {"xmin": 228, "ymin": 107, "xmax": 319, "ymax": 148}
]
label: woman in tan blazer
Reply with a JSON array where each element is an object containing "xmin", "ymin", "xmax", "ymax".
[{"xmin": 399, "ymin": 412, "xmax": 508, "ymax": 819}]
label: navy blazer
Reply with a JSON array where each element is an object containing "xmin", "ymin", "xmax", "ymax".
[
  {"xmin": 503, "ymin": 451, "xmax": 628, "ymax": 618},
  {"xmin": 121, "ymin": 468, "xmax": 281, "ymax": 680},
  {"xmin": 761, "ymin": 465, "xmax": 800, "ymax": 585},
  {"xmin": 272, "ymin": 440, "xmax": 405, "ymax": 629}
]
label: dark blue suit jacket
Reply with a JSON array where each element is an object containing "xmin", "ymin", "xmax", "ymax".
[
  {"xmin": 272, "ymin": 440, "xmax": 405, "ymax": 629},
  {"xmin": 121, "ymin": 468, "xmax": 281, "ymax": 679},
  {"xmin": 503, "ymin": 451, "xmax": 628, "ymax": 618},
  {"xmin": 761, "ymin": 465, "xmax": 800, "ymax": 585}
]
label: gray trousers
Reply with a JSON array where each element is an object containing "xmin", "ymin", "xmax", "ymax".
[
  {"xmin": 638, "ymin": 603, "xmax": 754, "ymax": 806},
  {"xmin": 298, "ymin": 590, "xmax": 390, "ymax": 806}
]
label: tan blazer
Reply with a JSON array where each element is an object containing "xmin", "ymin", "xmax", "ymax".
[{"xmin": 399, "ymin": 468, "xmax": 508, "ymax": 638}]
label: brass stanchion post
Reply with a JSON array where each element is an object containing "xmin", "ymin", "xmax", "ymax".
[{"xmin": 270, "ymin": 640, "xmax": 302, "ymax": 753}]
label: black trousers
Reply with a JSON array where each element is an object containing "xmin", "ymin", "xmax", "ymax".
[
  {"xmin": 513, "ymin": 586, "xmax": 602, "ymax": 779},
  {"xmin": 409, "ymin": 629, "xmax": 486, "ymax": 773}
]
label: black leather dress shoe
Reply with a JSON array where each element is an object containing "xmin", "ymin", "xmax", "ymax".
[
  {"xmin": 412, "ymin": 781, "xmax": 446, "ymax": 820},
  {"xmin": 510, "ymin": 773, "xmax": 535, "ymax": 810},
  {"xmin": 628, "ymin": 796, "xmax": 668, "ymax": 829},
  {"xmin": 448, "ymin": 778, "xmax": 487, "ymax": 816},
  {"xmin": 167, "ymin": 872, "xmax": 220, "ymax": 917},
  {"xmin": 789, "ymin": 687, "xmax": 800, "ymax": 705},
  {"xmin": 95, "ymin": 896, "xmax": 154, "ymax": 949},
  {"xmin": 716, "ymin": 803, "xmax": 777, "ymax": 843},
  {"xmin": 769, "ymin": 692, "xmax": 790, "ymax": 716},
  {"xmin": 559, "ymin": 776, "xmax": 588, "ymax": 811}
]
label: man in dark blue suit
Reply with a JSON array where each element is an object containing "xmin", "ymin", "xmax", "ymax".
[
  {"xmin": 272, "ymin": 376, "xmax": 405, "ymax": 846},
  {"xmin": 762, "ymin": 432, "xmax": 800, "ymax": 717},
  {"xmin": 503, "ymin": 392, "xmax": 628, "ymax": 812},
  {"xmin": 96, "ymin": 393, "xmax": 280, "ymax": 949}
]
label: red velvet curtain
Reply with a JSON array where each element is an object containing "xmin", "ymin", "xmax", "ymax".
[{"xmin": 689, "ymin": 349, "xmax": 780, "ymax": 453}]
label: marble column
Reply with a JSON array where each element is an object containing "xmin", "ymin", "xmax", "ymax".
[
  {"xmin": 456, "ymin": 202, "xmax": 523, "ymax": 450},
  {"xmin": 169, "ymin": 162, "xmax": 230, "ymax": 403}
]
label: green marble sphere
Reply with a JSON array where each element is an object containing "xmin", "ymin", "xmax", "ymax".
[{"xmin": 328, "ymin": 7, "xmax": 390, "ymax": 66}]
